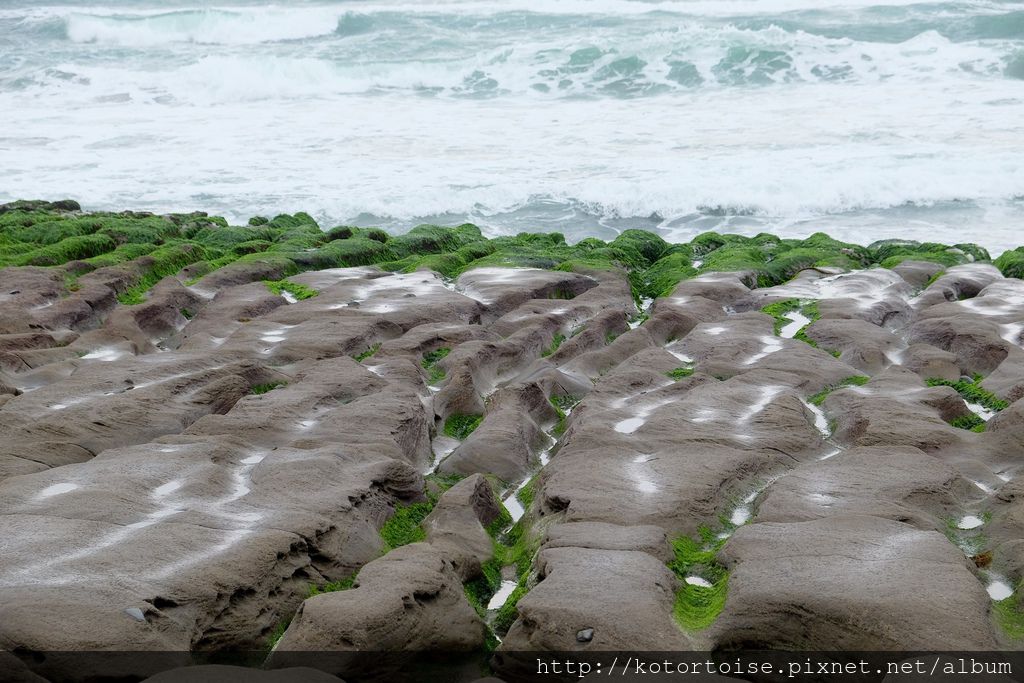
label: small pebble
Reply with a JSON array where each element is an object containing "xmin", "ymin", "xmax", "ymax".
[{"xmin": 576, "ymin": 628, "xmax": 594, "ymax": 643}]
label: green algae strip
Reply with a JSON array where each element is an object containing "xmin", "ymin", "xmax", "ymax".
[
  {"xmin": 808, "ymin": 375, "xmax": 870, "ymax": 406},
  {"xmin": 422, "ymin": 347, "xmax": 451, "ymax": 384},
  {"xmin": 669, "ymin": 527, "xmax": 729, "ymax": 631},
  {"xmin": 378, "ymin": 473, "xmax": 463, "ymax": 551},
  {"xmin": 926, "ymin": 375, "xmax": 1009, "ymax": 412},
  {"xmin": 444, "ymin": 413, "xmax": 483, "ymax": 440},
  {"xmin": 353, "ymin": 343, "xmax": 381, "ymax": 362},
  {"xmin": 1, "ymin": 201, "xmax": 1004, "ymax": 308},
  {"xmin": 265, "ymin": 279, "xmax": 318, "ymax": 300}
]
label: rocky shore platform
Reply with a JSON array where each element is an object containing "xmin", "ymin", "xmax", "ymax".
[{"xmin": 2, "ymin": 200, "xmax": 1024, "ymax": 682}]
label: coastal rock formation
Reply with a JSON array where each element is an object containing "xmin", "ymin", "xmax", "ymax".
[{"xmin": 1, "ymin": 204, "xmax": 1023, "ymax": 679}]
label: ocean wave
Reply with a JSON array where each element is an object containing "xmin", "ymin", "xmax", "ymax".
[
  {"xmin": 35, "ymin": 25, "xmax": 1012, "ymax": 102},
  {"xmin": 4, "ymin": 0, "xmax": 1021, "ymax": 48},
  {"xmin": 63, "ymin": 7, "xmax": 341, "ymax": 46}
]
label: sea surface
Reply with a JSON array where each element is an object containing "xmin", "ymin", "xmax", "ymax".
[{"xmin": 1, "ymin": 0, "xmax": 1023, "ymax": 252}]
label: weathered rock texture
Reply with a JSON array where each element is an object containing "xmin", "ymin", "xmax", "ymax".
[{"xmin": 1, "ymin": 205, "xmax": 1023, "ymax": 681}]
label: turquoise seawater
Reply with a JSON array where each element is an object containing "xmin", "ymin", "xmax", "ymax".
[{"xmin": 1, "ymin": 0, "xmax": 1023, "ymax": 251}]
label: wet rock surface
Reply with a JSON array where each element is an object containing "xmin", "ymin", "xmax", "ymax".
[{"xmin": 1, "ymin": 207, "xmax": 1024, "ymax": 680}]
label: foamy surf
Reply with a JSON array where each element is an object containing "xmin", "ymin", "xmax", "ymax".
[{"xmin": 1, "ymin": 0, "xmax": 1022, "ymax": 250}]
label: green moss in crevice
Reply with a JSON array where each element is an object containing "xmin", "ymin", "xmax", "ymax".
[
  {"xmin": 516, "ymin": 479, "xmax": 536, "ymax": 512},
  {"xmin": 251, "ymin": 381, "xmax": 286, "ymax": 395},
  {"xmin": 951, "ymin": 414, "xmax": 987, "ymax": 431},
  {"xmin": 422, "ymin": 347, "xmax": 451, "ymax": 384},
  {"xmin": 307, "ymin": 573, "xmax": 358, "ymax": 597},
  {"xmin": 264, "ymin": 279, "xmax": 318, "ymax": 301},
  {"xmin": 464, "ymin": 558, "xmax": 503, "ymax": 618},
  {"xmin": 444, "ymin": 413, "xmax": 483, "ymax": 440},
  {"xmin": 265, "ymin": 617, "xmax": 292, "ymax": 652},
  {"xmin": 760, "ymin": 298, "xmax": 802, "ymax": 334},
  {"xmin": 926, "ymin": 376, "xmax": 1009, "ymax": 412},
  {"xmin": 667, "ymin": 366, "xmax": 694, "ymax": 381},
  {"xmin": 485, "ymin": 499, "xmax": 514, "ymax": 538},
  {"xmin": 808, "ymin": 375, "xmax": 870, "ymax": 406},
  {"xmin": 379, "ymin": 500, "xmax": 432, "ymax": 549},
  {"xmin": 353, "ymin": 343, "xmax": 381, "ymax": 362},
  {"xmin": 994, "ymin": 588, "xmax": 1024, "ymax": 640},
  {"xmin": 378, "ymin": 473, "xmax": 463, "ymax": 551},
  {"xmin": 668, "ymin": 527, "xmax": 729, "ymax": 631},
  {"xmin": 541, "ymin": 333, "xmax": 565, "ymax": 358}
]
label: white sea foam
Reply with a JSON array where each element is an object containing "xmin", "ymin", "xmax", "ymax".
[{"xmin": 2, "ymin": 1, "xmax": 1023, "ymax": 250}]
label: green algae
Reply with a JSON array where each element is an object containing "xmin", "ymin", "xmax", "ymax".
[
  {"xmin": 444, "ymin": 413, "xmax": 484, "ymax": 440},
  {"xmin": 378, "ymin": 473, "xmax": 462, "ymax": 552},
  {"xmin": 541, "ymin": 333, "xmax": 565, "ymax": 358},
  {"xmin": 353, "ymin": 343, "xmax": 381, "ymax": 362},
  {"xmin": 1, "ymin": 201, "xmax": 998, "ymax": 313},
  {"xmin": 422, "ymin": 347, "xmax": 451, "ymax": 384},
  {"xmin": 927, "ymin": 376, "xmax": 1009, "ymax": 412},
  {"xmin": 668, "ymin": 527, "xmax": 729, "ymax": 631},
  {"xmin": 808, "ymin": 375, "xmax": 870, "ymax": 406},
  {"xmin": 251, "ymin": 381, "xmax": 286, "ymax": 395},
  {"xmin": 667, "ymin": 366, "xmax": 694, "ymax": 380},
  {"xmin": 994, "ymin": 587, "xmax": 1024, "ymax": 640},
  {"xmin": 307, "ymin": 573, "xmax": 357, "ymax": 597},
  {"xmin": 264, "ymin": 279, "xmax": 318, "ymax": 301}
]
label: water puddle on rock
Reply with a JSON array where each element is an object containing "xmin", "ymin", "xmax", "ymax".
[
  {"xmin": 779, "ymin": 311, "xmax": 811, "ymax": 339},
  {"xmin": 81, "ymin": 348, "xmax": 123, "ymax": 362},
  {"xmin": 614, "ymin": 416, "xmax": 646, "ymax": 434},
  {"xmin": 487, "ymin": 580, "xmax": 519, "ymax": 610},
  {"xmin": 987, "ymin": 577, "xmax": 1014, "ymax": 601},
  {"xmin": 957, "ymin": 515, "xmax": 985, "ymax": 530},
  {"xmin": 802, "ymin": 401, "xmax": 830, "ymax": 436},
  {"xmin": 37, "ymin": 482, "xmax": 79, "ymax": 499},
  {"xmin": 966, "ymin": 402, "xmax": 995, "ymax": 421},
  {"xmin": 427, "ymin": 435, "xmax": 460, "ymax": 474},
  {"xmin": 744, "ymin": 336, "xmax": 784, "ymax": 365},
  {"xmin": 153, "ymin": 481, "xmax": 181, "ymax": 497}
]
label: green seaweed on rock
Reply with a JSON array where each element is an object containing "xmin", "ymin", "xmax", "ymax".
[
  {"xmin": 926, "ymin": 376, "xmax": 1009, "ymax": 412},
  {"xmin": 807, "ymin": 375, "xmax": 870, "ymax": 406},
  {"xmin": 250, "ymin": 381, "xmax": 286, "ymax": 395},
  {"xmin": 667, "ymin": 367, "xmax": 694, "ymax": 380},
  {"xmin": 994, "ymin": 587, "xmax": 1024, "ymax": 640},
  {"xmin": 444, "ymin": 413, "xmax": 484, "ymax": 440},
  {"xmin": 264, "ymin": 279, "xmax": 318, "ymax": 301},
  {"xmin": 668, "ymin": 527, "xmax": 729, "ymax": 631},
  {"xmin": 422, "ymin": 347, "xmax": 451, "ymax": 384},
  {"xmin": 307, "ymin": 573, "xmax": 358, "ymax": 597}
]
